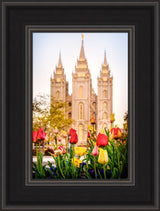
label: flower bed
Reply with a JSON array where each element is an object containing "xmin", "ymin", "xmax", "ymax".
[{"xmin": 32, "ymin": 118, "xmax": 128, "ymax": 179}]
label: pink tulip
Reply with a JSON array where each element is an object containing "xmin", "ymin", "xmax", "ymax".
[
  {"xmin": 58, "ymin": 137, "xmax": 62, "ymax": 142},
  {"xmin": 92, "ymin": 144, "xmax": 99, "ymax": 156}
]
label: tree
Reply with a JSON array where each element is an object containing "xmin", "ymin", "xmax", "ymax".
[
  {"xmin": 123, "ymin": 111, "xmax": 128, "ymax": 122},
  {"xmin": 33, "ymin": 94, "xmax": 73, "ymax": 139}
]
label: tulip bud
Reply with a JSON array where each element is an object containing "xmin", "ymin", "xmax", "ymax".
[
  {"xmin": 87, "ymin": 132, "xmax": 91, "ymax": 138},
  {"xmin": 92, "ymin": 144, "xmax": 99, "ymax": 156}
]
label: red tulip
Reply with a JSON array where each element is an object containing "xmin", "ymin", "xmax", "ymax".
[
  {"xmin": 87, "ymin": 132, "xmax": 91, "ymax": 138},
  {"xmin": 111, "ymin": 127, "xmax": 121, "ymax": 139},
  {"xmin": 69, "ymin": 131, "xmax": 78, "ymax": 144},
  {"xmin": 58, "ymin": 145, "xmax": 66, "ymax": 154},
  {"xmin": 32, "ymin": 131, "xmax": 37, "ymax": 143},
  {"xmin": 92, "ymin": 144, "xmax": 99, "ymax": 156},
  {"xmin": 96, "ymin": 133, "xmax": 108, "ymax": 147},
  {"xmin": 37, "ymin": 127, "xmax": 46, "ymax": 140},
  {"xmin": 69, "ymin": 128, "xmax": 76, "ymax": 135}
]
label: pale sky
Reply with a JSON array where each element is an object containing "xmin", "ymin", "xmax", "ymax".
[{"xmin": 33, "ymin": 33, "xmax": 128, "ymax": 128}]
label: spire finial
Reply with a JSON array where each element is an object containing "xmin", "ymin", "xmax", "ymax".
[
  {"xmin": 104, "ymin": 50, "xmax": 107, "ymax": 66},
  {"xmin": 82, "ymin": 34, "xmax": 84, "ymax": 40},
  {"xmin": 79, "ymin": 35, "xmax": 85, "ymax": 61},
  {"xmin": 58, "ymin": 51, "xmax": 62, "ymax": 68}
]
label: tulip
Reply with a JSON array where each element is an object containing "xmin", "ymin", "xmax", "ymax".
[
  {"xmin": 69, "ymin": 131, "xmax": 78, "ymax": 144},
  {"xmin": 87, "ymin": 132, "xmax": 91, "ymax": 138},
  {"xmin": 62, "ymin": 131, "xmax": 68, "ymax": 138},
  {"xmin": 101, "ymin": 129, "xmax": 105, "ymax": 134},
  {"xmin": 98, "ymin": 148, "xmax": 108, "ymax": 164},
  {"xmin": 75, "ymin": 146, "xmax": 86, "ymax": 157},
  {"xmin": 96, "ymin": 133, "xmax": 108, "ymax": 147},
  {"xmin": 92, "ymin": 144, "xmax": 98, "ymax": 156},
  {"xmin": 110, "ymin": 113, "xmax": 115, "ymax": 123},
  {"xmin": 111, "ymin": 127, "xmax": 122, "ymax": 139},
  {"xmin": 72, "ymin": 157, "xmax": 82, "ymax": 168},
  {"xmin": 58, "ymin": 145, "xmax": 66, "ymax": 154},
  {"xmin": 69, "ymin": 128, "xmax": 76, "ymax": 135},
  {"xmin": 54, "ymin": 149, "xmax": 63, "ymax": 156},
  {"xmin": 37, "ymin": 127, "xmax": 46, "ymax": 140},
  {"xmin": 58, "ymin": 136, "xmax": 62, "ymax": 142},
  {"xmin": 32, "ymin": 131, "xmax": 37, "ymax": 143},
  {"xmin": 93, "ymin": 125, "xmax": 96, "ymax": 132},
  {"xmin": 90, "ymin": 116, "xmax": 95, "ymax": 124},
  {"xmin": 88, "ymin": 125, "xmax": 92, "ymax": 131},
  {"xmin": 54, "ymin": 127, "xmax": 59, "ymax": 134}
]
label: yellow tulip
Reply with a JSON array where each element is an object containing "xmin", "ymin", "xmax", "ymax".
[
  {"xmin": 98, "ymin": 148, "xmax": 109, "ymax": 164},
  {"xmin": 72, "ymin": 157, "xmax": 82, "ymax": 168},
  {"xmin": 110, "ymin": 113, "xmax": 115, "ymax": 123},
  {"xmin": 101, "ymin": 129, "xmax": 105, "ymax": 134},
  {"xmin": 88, "ymin": 125, "xmax": 92, "ymax": 131},
  {"xmin": 93, "ymin": 124, "xmax": 96, "ymax": 132},
  {"xmin": 75, "ymin": 146, "xmax": 86, "ymax": 157}
]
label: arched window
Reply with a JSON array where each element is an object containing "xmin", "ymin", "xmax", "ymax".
[
  {"xmin": 56, "ymin": 91, "xmax": 60, "ymax": 99},
  {"xmin": 103, "ymin": 112, "xmax": 107, "ymax": 120},
  {"xmin": 104, "ymin": 102, "xmax": 107, "ymax": 110},
  {"xmin": 79, "ymin": 103, "xmax": 83, "ymax": 120},
  {"xmin": 79, "ymin": 86, "xmax": 83, "ymax": 98},
  {"xmin": 68, "ymin": 112, "xmax": 71, "ymax": 118},
  {"xmin": 103, "ymin": 90, "xmax": 107, "ymax": 98},
  {"xmin": 78, "ymin": 124, "xmax": 83, "ymax": 142}
]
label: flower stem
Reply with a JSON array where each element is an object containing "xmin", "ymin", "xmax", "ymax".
[
  {"xmin": 103, "ymin": 165, "xmax": 106, "ymax": 179},
  {"xmin": 65, "ymin": 138, "xmax": 68, "ymax": 154},
  {"xmin": 72, "ymin": 144, "xmax": 75, "ymax": 178},
  {"xmin": 94, "ymin": 157, "xmax": 97, "ymax": 179},
  {"xmin": 58, "ymin": 155, "xmax": 65, "ymax": 179}
]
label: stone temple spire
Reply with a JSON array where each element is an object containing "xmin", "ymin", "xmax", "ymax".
[
  {"xmin": 58, "ymin": 52, "xmax": 62, "ymax": 68},
  {"xmin": 79, "ymin": 34, "xmax": 85, "ymax": 61},
  {"xmin": 103, "ymin": 50, "xmax": 107, "ymax": 67}
]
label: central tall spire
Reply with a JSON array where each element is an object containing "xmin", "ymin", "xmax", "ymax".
[
  {"xmin": 103, "ymin": 50, "xmax": 107, "ymax": 66},
  {"xmin": 79, "ymin": 34, "xmax": 85, "ymax": 61},
  {"xmin": 58, "ymin": 52, "xmax": 62, "ymax": 68}
]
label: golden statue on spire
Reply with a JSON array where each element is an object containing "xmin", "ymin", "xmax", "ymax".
[{"xmin": 82, "ymin": 34, "xmax": 84, "ymax": 40}]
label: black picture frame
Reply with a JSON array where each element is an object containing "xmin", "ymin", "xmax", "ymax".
[{"xmin": 0, "ymin": 0, "xmax": 159, "ymax": 210}]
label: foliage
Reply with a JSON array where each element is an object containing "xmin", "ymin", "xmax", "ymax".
[
  {"xmin": 33, "ymin": 94, "xmax": 73, "ymax": 143},
  {"xmin": 32, "ymin": 143, "xmax": 46, "ymax": 178}
]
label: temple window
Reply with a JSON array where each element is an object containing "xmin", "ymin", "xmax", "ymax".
[
  {"xmin": 79, "ymin": 103, "xmax": 83, "ymax": 120},
  {"xmin": 103, "ymin": 90, "xmax": 107, "ymax": 98},
  {"xmin": 79, "ymin": 86, "xmax": 83, "ymax": 98},
  {"xmin": 56, "ymin": 91, "xmax": 60, "ymax": 99},
  {"xmin": 103, "ymin": 112, "xmax": 107, "ymax": 120}
]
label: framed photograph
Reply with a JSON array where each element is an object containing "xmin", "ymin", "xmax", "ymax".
[
  {"xmin": 31, "ymin": 31, "xmax": 130, "ymax": 182},
  {"xmin": 1, "ymin": 0, "xmax": 159, "ymax": 210}
]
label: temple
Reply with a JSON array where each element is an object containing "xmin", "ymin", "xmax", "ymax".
[{"xmin": 50, "ymin": 35, "xmax": 113, "ymax": 145}]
